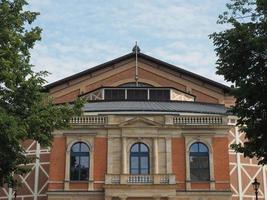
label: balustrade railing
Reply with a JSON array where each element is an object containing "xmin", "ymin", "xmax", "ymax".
[
  {"xmin": 128, "ymin": 175, "xmax": 153, "ymax": 184},
  {"xmin": 173, "ymin": 116, "xmax": 223, "ymax": 125},
  {"xmin": 105, "ymin": 174, "xmax": 175, "ymax": 185},
  {"xmin": 70, "ymin": 116, "xmax": 107, "ymax": 125}
]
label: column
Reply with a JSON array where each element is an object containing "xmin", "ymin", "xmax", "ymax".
[
  {"xmin": 64, "ymin": 145, "xmax": 70, "ymax": 190},
  {"xmin": 122, "ymin": 137, "xmax": 127, "ymax": 174},
  {"xmin": 166, "ymin": 137, "xmax": 172, "ymax": 174},
  {"xmin": 107, "ymin": 137, "xmax": 113, "ymax": 174},
  {"xmin": 153, "ymin": 138, "xmax": 159, "ymax": 174}
]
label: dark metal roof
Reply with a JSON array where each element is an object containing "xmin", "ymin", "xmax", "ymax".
[
  {"xmin": 44, "ymin": 52, "xmax": 231, "ymax": 92},
  {"xmin": 82, "ymin": 101, "xmax": 228, "ymax": 115}
]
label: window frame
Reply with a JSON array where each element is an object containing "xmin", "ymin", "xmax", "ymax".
[
  {"xmin": 70, "ymin": 142, "xmax": 90, "ymax": 181},
  {"xmin": 189, "ymin": 142, "xmax": 210, "ymax": 181},
  {"xmin": 130, "ymin": 142, "xmax": 150, "ymax": 175}
]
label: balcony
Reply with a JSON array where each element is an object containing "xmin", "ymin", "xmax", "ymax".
[{"xmin": 105, "ymin": 174, "xmax": 176, "ymax": 185}]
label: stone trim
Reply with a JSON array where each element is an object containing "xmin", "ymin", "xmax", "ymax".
[
  {"xmin": 64, "ymin": 136, "xmax": 95, "ymax": 190},
  {"xmin": 185, "ymin": 137, "xmax": 215, "ymax": 190}
]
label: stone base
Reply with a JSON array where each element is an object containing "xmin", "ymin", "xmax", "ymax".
[
  {"xmin": 47, "ymin": 190, "xmax": 232, "ymax": 200},
  {"xmin": 47, "ymin": 191, "xmax": 104, "ymax": 200}
]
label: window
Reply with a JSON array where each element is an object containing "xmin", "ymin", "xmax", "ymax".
[
  {"xmin": 127, "ymin": 89, "xmax": 147, "ymax": 100},
  {"xmin": 130, "ymin": 143, "xmax": 149, "ymax": 174},
  {"xmin": 189, "ymin": 142, "xmax": 210, "ymax": 181},
  {"xmin": 119, "ymin": 82, "xmax": 153, "ymax": 87},
  {"xmin": 104, "ymin": 89, "xmax": 125, "ymax": 100},
  {"xmin": 70, "ymin": 142, "xmax": 90, "ymax": 181},
  {"xmin": 149, "ymin": 89, "xmax": 170, "ymax": 101}
]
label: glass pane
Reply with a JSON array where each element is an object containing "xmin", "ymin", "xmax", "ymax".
[
  {"xmin": 70, "ymin": 156, "xmax": 80, "ymax": 180},
  {"xmin": 80, "ymin": 167, "xmax": 89, "ymax": 180},
  {"xmin": 127, "ymin": 89, "xmax": 147, "ymax": 100},
  {"xmin": 81, "ymin": 143, "xmax": 89, "ymax": 152},
  {"xmin": 131, "ymin": 144, "xmax": 139, "ymax": 152},
  {"xmin": 199, "ymin": 143, "xmax": 208, "ymax": 152},
  {"xmin": 190, "ymin": 154, "xmax": 210, "ymax": 181},
  {"xmin": 190, "ymin": 143, "xmax": 198, "ymax": 152},
  {"xmin": 70, "ymin": 167, "xmax": 79, "ymax": 180},
  {"xmin": 189, "ymin": 156, "xmax": 198, "ymax": 168},
  {"xmin": 104, "ymin": 89, "xmax": 125, "ymax": 100},
  {"xmin": 131, "ymin": 169, "xmax": 139, "ymax": 174},
  {"xmin": 71, "ymin": 143, "xmax": 80, "ymax": 152},
  {"xmin": 198, "ymin": 156, "xmax": 209, "ymax": 168},
  {"xmin": 70, "ymin": 156, "xmax": 78, "ymax": 168},
  {"xmin": 140, "ymin": 157, "xmax": 148, "ymax": 169},
  {"xmin": 149, "ymin": 90, "xmax": 170, "ymax": 101},
  {"xmin": 131, "ymin": 156, "xmax": 139, "ymax": 168},
  {"xmin": 80, "ymin": 156, "xmax": 89, "ymax": 168},
  {"xmin": 140, "ymin": 168, "xmax": 149, "ymax": 174},
  {"xmin": 198, "ymin": 169, "xmax": 210, "ymax": 181},
  {"xmin": 140, "ymin": 144, "xmax": 148, "ymax": 152},
  {"xmin": 190, "ymin": 168, "xmax": 199, "ymax": 181}
]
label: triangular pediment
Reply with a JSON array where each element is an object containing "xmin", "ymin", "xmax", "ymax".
[
  {"xmin": 119, "ymin": 117, "xmax": 162, "ymax": 127},
  {"xmin": 46, "ymin": 51, "xmax": 232, "ymax": 105},
  {"xmin": 45, "ymin": 52, "xmax": 230, "ymax": 93}
]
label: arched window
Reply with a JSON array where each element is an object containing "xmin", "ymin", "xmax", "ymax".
[
  {"xmin": 189, "ymin": 142, "xmax": 210, "ymax": 181},
  {"xmin": 118, "ymin": 82, "xmax": 153, "ymax": 87},
  {"xmin": 130, "ymin": 143, "xmax": 149, "ymax": 174},
  {"xmin": 70, "ymin": 142, "xmax": 90, "ymax": 181}
]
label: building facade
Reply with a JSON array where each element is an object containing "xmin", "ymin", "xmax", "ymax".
[{"xmin": 0, "ymin": 47, "xmax": 266, "ymax": 200}]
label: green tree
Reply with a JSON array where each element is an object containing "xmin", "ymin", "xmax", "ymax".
[
  {"xmin": 0, "ymin": 0, "xmax": 83, "ymax": 187},
  {"xmin": 210, "ymin": 0, "xmax": 267, "ymax": 164}
]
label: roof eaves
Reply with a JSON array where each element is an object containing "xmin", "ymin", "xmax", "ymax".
[{"xmin": 139, "ymin": 53, "xmax": 231, "ymax": 92}]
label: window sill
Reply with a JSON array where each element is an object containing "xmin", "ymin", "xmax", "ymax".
[
  {"xmin": 186, "ymin": 180, "xmax": 215, "ymax": 183},
  {"xmin": 65, "ymin": 180, "xmax": 94, "ymax": 183}
]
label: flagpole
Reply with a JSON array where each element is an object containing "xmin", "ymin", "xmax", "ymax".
[{"xmin": 135, "ymin": 41, "xmax": 138, "ymax": 87}]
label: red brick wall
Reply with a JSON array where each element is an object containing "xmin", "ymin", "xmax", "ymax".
[
  {"xmin": 48, "ymin": 136, "xmax": 66, "ymax": 190},
  {"xmin": 192, "ymin": 89, "xmax": 219, "ymax": 103},
  {"xmin": 213, "ymin": 137, "xmax": 230, "ymax": 190},
  {"xmin": 54, "ymin": 89, "xmax": 80, "ymax": 104},
  {"xmin": 94, "ymin": 137, "xmax": 107, "ymax": 181},
  {"xmin": 172, "ymin": 138, "xmax": 186, "ymax": 190}
]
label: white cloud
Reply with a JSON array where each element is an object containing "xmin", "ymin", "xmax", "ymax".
[{"xmin": 27, "ymin": 0, "xmax": 230, "ymax": 86}]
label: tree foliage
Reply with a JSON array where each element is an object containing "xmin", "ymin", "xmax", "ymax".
[
  {"xmin": 0, "ymin": 0, "xmax": 83, "ymax": 187},
  {"xmin": 210, "ymin": 0, "xmax": 267, "ymax": 164}
]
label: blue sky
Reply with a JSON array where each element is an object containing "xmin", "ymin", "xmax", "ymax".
[{"xmin": 28, "ymin": 0, "xmax": 229, "ymax": 85}]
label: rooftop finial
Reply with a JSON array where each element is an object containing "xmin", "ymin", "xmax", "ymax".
[{"xmin": 132, "ymin": 41, "xmax": 140, "ymax": 54}]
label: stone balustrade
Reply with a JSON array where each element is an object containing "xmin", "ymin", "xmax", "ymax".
[
  {"xmin": 173, "ymin": 115, "xmax": 225, "ymax": 125},
  {"xmin": 70, "ymin": 115, "xmax": 228, "ymax": 126},
  {"xmin": 69, "ymin": 116, "xmax": 107, "ymax": 124},
  {"xmin": 105, "ymin": 174, "xmax": 176, "ymax": 185}
]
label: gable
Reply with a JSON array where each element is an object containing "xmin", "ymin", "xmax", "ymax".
[
  {"xmin": 119, "ymin": 117, "xmax": 162, "ymax": 128},
  {"xmin": 46, "ymin": 52, "xmax": 234, "ymax": 106}
]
